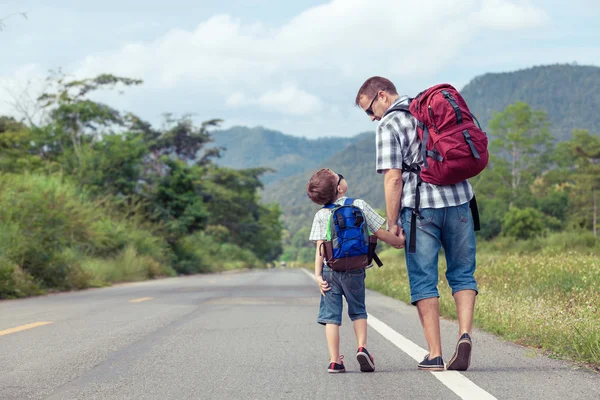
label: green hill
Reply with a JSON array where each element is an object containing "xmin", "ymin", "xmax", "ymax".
[
  {"xmin": 461, "ymin": 64, "xmax": 600, "ymax": 140},
  {"xmin": 210, "ymin": 126, "xmax": 370, "ymax": 185},
  {"xmin": 260, "ymin": 134, "xmax": 384, "ymax": 233},
  {"xmin": 261, "ymin": 64, "xmax": 600, "ymax": 242}
]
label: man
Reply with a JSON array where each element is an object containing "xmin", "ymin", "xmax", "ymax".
[{"xmin": 355, "ymin": 76, "xmax": 478, "ymax": 371}]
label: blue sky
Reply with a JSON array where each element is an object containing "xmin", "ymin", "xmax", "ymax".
[{"xmin": 0, "ymin": 0, "xmax": 598, "ymax": 138}]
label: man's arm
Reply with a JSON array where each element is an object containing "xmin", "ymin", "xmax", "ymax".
[{"xmin": 383, "ymin": 168, "xmax": 403, "ymax": 235}]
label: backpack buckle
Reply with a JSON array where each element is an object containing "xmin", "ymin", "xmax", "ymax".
[{"xmin": 412, "ymin": 209, "xmax": 423, "ymax": 219}]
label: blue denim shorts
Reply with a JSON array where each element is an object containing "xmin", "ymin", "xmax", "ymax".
[
  {"xmin": 400, "ymin": 202, "xmax": 478, "ymax": 305},
  {"xmin": 317, "ymin": 265, "xmax": 367, "ymax": 326}
]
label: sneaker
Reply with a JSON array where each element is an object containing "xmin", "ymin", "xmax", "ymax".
[
  {"xmin": 418, "ymin": 354, "xmax": 445, "ymax": 371},
  {"xmin": 356, "ymin": 347, "xmax": 375, "ymax": 372},
  {"xmin": 328, "ymin": 355, "xmax": 346, "ymax": 373},
  {"xmin": 446, "ymin": 333, "xmax": 472, "ymax": 371}
]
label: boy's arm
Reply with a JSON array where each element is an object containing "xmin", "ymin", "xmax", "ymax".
[
  {"xmin": 314, "ymin": 241, "xmax": 324, "ymax": 277},
  {"xmin": 374, "ymin": 228, "xmax": 405, "ymax": 248},
  {"xmin": 314, "ymin": 241, "xmax": 330, "ymax": 296}
]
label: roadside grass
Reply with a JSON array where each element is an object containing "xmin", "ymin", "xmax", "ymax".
[{"xmin": 366, "ymin": 238, "xmax": 600, "ymax": 371}]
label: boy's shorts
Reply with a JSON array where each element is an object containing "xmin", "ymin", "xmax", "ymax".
[{"xmin": 317, "ymin": 265, "xmax": 367, "ymax": 326}]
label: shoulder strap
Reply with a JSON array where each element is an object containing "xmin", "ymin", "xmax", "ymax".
[
  {"xmin": 344, "ymin": 198, "xmax": 354, "ymax": 206},
  {"xmin": 323, "ymin": 203, "xmax": 336, "ymax": 209},
  {"xmin": 383, "ymin": 103, "xmax": 411, "ymax": 118}
]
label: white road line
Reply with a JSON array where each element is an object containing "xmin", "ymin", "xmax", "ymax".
[{"xmin": 301, "ymin": 268, "xmax": 497, "ymax": 400}]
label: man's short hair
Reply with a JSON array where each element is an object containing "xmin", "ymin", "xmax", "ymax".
[
  {"xmin": 307, "ymin": 168, "xmax": 338, "ymax": 205},
  {"xmin": 355, "ymin": 76, "xmax": 398, "ymax": 106}
]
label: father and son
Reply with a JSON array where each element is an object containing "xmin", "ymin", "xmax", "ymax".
[{"xmin": 306, "ymin": 76, "xmax": 488, "ymax": 373}]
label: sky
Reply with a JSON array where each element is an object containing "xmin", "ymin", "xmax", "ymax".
[{"xmin": 0, "ymin": 0, "xmax": 598, "ymax": 138}]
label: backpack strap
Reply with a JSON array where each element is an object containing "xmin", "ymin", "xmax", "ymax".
[
  {"xmin": 402, "ymin": 162, "xmax": 423, "ymax": 254},
  {"xmin": 470, "ymin": 195, "xmax": 481, "ymax": 231},
  {"xmin": 344, "ymin": 197, "xmax": 354, "ymax": 206},
  {"xmin": 323, "ymin": 203, "xmax": 336, "ymax": 209},
  {"xmin": 383, "ymin": 103, "xmax": 410, "ymax": 118}
]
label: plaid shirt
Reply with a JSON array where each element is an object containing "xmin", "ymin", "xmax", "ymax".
[
  {"xmin": 309, "ymin": 196, "xmax": 385, "ymax": 243},
  {"xmin": 376, "ymin": 96, "xmax": 473, "ymax": 212}
]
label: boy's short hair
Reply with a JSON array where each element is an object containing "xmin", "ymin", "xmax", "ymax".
[{"xmin": 307, "ymin": 168, "xmax": 338, "ymax": 205}]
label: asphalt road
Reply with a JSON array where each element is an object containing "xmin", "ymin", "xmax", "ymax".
[{"xmin": 0, "ymin": 268, "xmax": 598, "ymax": 400}]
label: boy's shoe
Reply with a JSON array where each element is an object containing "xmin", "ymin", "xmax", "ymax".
[
  {"xmin": 328, "ymin": 355, "xmax": 345, "ymax": 373},
  {"xmin": 418, "ymin": 354, "xmax": 445, "ymax": 371},
  {"xmin": 356, "ymin": 347, "xmax": 375, "ymax": 372},
  {"xmin": 446, "ymin": 333, "xmax": 472, "ymax": 371}
]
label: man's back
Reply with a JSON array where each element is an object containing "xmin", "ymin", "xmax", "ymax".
[{"xmin": 375, "ymin": 96, "xmax": 473, "ymax": 211}]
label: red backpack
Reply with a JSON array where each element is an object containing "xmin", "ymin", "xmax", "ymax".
[{"xmin": 383, "ymin": 84, "xmax": 488, "ymax": 252}]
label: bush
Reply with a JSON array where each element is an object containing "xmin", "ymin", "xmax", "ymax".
[
  {"xmin": 82, "ymin": 246, "xmax": 175, "ymax": 286},
  {"xmin": 502, "ymin": 207, "xmax": 545, "ymax": 240},
  {"xmin": 0, "ymin": 173, "xmax": 174, "ymax": 292},
  {"xmin": 0, "ymin": 258, "xmax": 42, "ymax": 299},
  {"xmin": 174, "ymin": 233, "xmax": 263, "ymax": 274}
]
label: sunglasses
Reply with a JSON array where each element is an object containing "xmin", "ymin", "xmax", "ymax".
[
  {"xmin": 365, "ymin": 91, "xmax": 380, "ymax": 116},
  {"xmin": 335, "ymin": 173, "xmax": 344, "ymax": 195}
]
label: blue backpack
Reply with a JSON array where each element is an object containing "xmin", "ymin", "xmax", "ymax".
[{"xmin": 320, "ymin": 198, "xmax": 383, "ymax": 272}]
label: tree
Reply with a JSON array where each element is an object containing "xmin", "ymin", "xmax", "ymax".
[
  {"xmin": 554, "ymin": 129, "xmax": 600, "ymax": 235},
  {"xmin": 488, "ymin": 102, "xmax": 554, "ymax": 205}
]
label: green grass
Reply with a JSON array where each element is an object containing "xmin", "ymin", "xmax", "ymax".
[
  {"xmin": 0, "ymin": 173, "xmax": 175, "ymax": 298},
  {"xmin": 365, "ymin": 237, "xmax": 600, "ymax": 370}
]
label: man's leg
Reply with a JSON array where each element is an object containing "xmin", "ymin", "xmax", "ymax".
[
  {"xmin": 401, "ymin": 207, "xmax": 444, "ymax": 361},
  {"xmin": 454, "ymin": 289, "xmax": 476, "ymax": 337},
  {"xmin": 442, "ymin": 202, "xmax": 478, "ymax": 370},
  {"xmin": 442, "ymin": 202, "xmax": 478, "ymax": 337},
  {"xmin": 416, "ymin": 297, "xmax": 442, "ymax": 358}
]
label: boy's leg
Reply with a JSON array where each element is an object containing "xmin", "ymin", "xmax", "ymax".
[
  {"xmin": 401, "ymin": 207, "xmax": 444, "ymax": 360},
  {"xmin": 353, "ymin": 318, "xmax": 367, "ymax": 348},
  {"xmin": 341, "ymin": 269, "xmax": 368, "ymax": 346},
  {"xmin": 325, "ymin": 324, "xmax": 342, "ymax": 364},
  {"xmin": 317, "ymin": 266, "xmax": 343, "ymax": 363},
  {"xmin": 341, "ymin": 268, "xmax": 375, "ymax": 372}
]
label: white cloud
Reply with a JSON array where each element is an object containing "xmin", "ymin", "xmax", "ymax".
[
  {"xmin": 72, "ymin": 0, "xmax": 550, "ymax": 92},
  {"xmin": 227, "ymin": 84, "xmax": 323, "ymax": 116},
  {"xmin": 474, "ymin": 0, "xmax": 549, "ymax": 30},
  {"xmin": 0, "ymin": 0, "xmax": 564, "ymax": 136}
]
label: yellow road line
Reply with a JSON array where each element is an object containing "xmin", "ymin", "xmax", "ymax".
[
  {"xmin": 129, "ymin": 297, "xmax": 153, "ymax": 303},
  {"xmin": 0, "ymin": 321, "xmax": 54, "ymax": 336}
]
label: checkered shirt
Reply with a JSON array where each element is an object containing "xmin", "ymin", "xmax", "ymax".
[
  {"xmin": 376, "ymin": 96, "xmax": 473, "ymax": 214},
  {"xmin": 309, "ymin": 196, "xmax": 385, "ymax": 243}
]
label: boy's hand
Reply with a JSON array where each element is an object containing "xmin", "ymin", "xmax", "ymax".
[
  {"xmin": 391, "ymin": 228, "xmax": 406, "ymax": 249},
  {"xmin": 387, "ymin": 223, "xmax": 401, "ymax": 236},
  {"xmin": 315, "ymin": 275, "xmax": 330, "ymax": 296}
]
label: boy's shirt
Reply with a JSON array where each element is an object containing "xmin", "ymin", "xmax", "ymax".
[{"xmin": 309, "ymin": 196, "xmax": 385, "ymax": 243}]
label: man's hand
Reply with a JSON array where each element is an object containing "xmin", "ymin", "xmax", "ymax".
[
  {"xmin": 391, "ymin": 228, "xmax": 406, "ymax": 249},
  {"xmin": 315, "ymin": 274, "xmax": 330, "ymax": 296},
  {"xmin": 387, "ymin": 223, "xmax": 401, "ymax": 237}
]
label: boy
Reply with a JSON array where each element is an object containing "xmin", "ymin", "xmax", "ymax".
[{"xmin": 306, "ymin": 168, "xmax": 405, "ymax": 373}]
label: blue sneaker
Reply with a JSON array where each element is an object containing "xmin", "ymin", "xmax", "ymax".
[
  {"xmin": 418, "ymin": 354, "xmax": 445, "ymax": 371},
  {"xmin": 328, "ymin": 355, "xmax": 345, "ymax": 373},
  {"xmin": 447, "ymin": 333, "xmax": 472, "ymax": 371},
  {"xmin": 356, "ymin": 347, "xmax": 375, "ymax": 372}
]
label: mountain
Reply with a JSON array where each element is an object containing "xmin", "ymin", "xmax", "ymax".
[
  {"xmin": 260, "ymin": 134, "xmax": 385, "ymax": 233},
  {"xmin": 212, "ymin": 64, "xmax": 600, "ymax": 190},
  {"xmin": 461, "ymin": 64, "xmax": 600, "ymax": 140},
  {"xmin": 261, "ymin": 64, "xmax": 600, "ymax": 235},
  {"xmin": 210, "ymin": 126, "xmax": 370, "ymax": 185}
]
